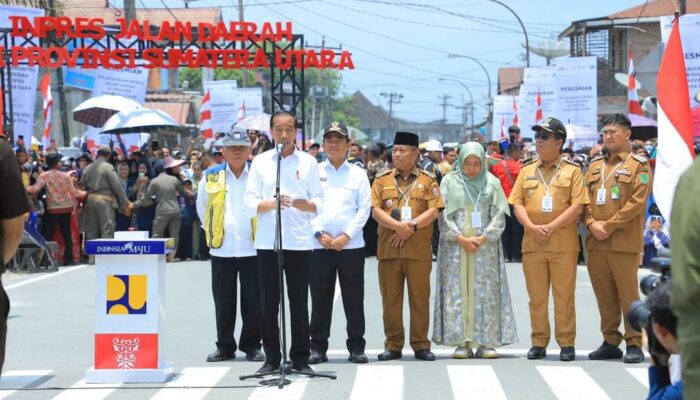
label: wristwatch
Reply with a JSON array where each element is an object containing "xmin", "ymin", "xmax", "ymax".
[
  {"xmin": 412, "ymin": 224, "xmax": 418, "ymax": 232},
  {"xmin": 314, "ymin": 231, "xmax": 324, "ymax": 239}
]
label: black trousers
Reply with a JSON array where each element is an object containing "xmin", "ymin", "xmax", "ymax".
[
  {"xmin": 257, "ymin": 249, "xmax": 311, "ymax": 366},
  {"xmin": 362, "ymin": 218, "xmax": 378, "ymax": 257},
  {"xmin": 310, "ymin": 248, "xmax": 366, "ymax": 354},
  {"xmin": 0, "ymin": 283, "xmax": 9, "ymax": 377},
  {"xmin": 42, "ymin": 212, "xmax": 73, "ymax": 264},
  {"xmin": 210, "ymin": 256, "xmax": 261, "ymax": 354},
  {"xmin": 502, "ymin": 205, "xmax": 524, "ymax": 262}
]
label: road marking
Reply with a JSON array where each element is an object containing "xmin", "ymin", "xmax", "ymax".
[
  {"xmin": 248, "ymin": 378, "xmax": 308, "ymax": 400},
  {"xmin": 0, "ymin": 370, "xmax": 52, "ymax": 399},
  {"xmin": 150, "ymin": 367, "xmax": 229, "ymax": 400},
  {"xmin": 6, "ymin": 265, "xmax": 88, "ymax": 291},
  {"xmin": 447, "ymin": 365, "xmax": 507, "ymax": 400},
  {"xmin": 626, "ymin": 368, "xmax": 649, "ymax": 388},
  {"xmin": 349, "ymin": 365, "xmax": 402, "ymax": 400},
  {"xmin": 333, "ymin": 280, "xmax": 341, "ymax": 303},
  {"xmin": 52, "ymin": 378, "xmax": 122, "ymax": 400},
  {"xmin": 536, "ymin": 366, "xmax": 611, "ymax": 400}
]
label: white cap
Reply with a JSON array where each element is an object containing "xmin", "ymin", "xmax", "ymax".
[{"xmin": 424, "ymin": 140, "xmax": 443, "ymax": 152}]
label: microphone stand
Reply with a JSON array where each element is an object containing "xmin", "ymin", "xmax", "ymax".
[{"xmin": 240, "ymin": 144, "xmax": 336, "ymax": 389}]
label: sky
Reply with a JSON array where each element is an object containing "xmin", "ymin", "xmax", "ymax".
[{"xmin": 121, "ymin": 0, "xmax": 647, "ymax": 124}]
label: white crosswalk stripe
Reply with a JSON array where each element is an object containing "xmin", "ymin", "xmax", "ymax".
[
  {"xmin": 536, "ymin": 366, "xmax": 611, "ymax": 400},
  {"xmin": 248, "ymin": 378, "xmax": 308, "ymax": 400},
  {"xmin": 447, "ymin": 365, "xmax": 507, "ymax": 400},
  {"xmin": 349, "ymin": 365, "xmax": 403, "ymax": 400},
  {"xmin": 626, "ymin": 368, "xmax": 649, "ymax": 388},
  {"xmin": 0, "ymin": 370, "xmax": 52, "ymax": 399},
  {"xmin": 150, "ymin": 367, "xmax": 229, "ymax": 400},
  {"xmin": 52, "ymin": 378, "xmax": 122, "ymax": 400}
]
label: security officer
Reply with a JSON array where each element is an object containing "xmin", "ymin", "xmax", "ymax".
[
  {"xmin": 371, "ymin": 131, "xmax": 444, "ymax": 362},
  {"xmin": 584, "ymin": 114, "xmax": 651, "ymax": 364},
  {"xmin": 81, "ymin": 147, "xmax": 131, "ymax": 243},
  {"xmin": 508, "ymin": 117, "xmax": 590, "ymax": 362},
  {"xmin": 419, "ymin": 140, "xmax": 443, "ymax": 184}
]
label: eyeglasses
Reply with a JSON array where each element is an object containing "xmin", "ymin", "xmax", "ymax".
[{"xmin": 535, "ymin": 131, "xmax": 551, "ymax": 140}]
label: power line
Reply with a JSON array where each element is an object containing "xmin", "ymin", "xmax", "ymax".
[{"xmin": 158, "ymin": 0, "xmax": 180, "ymax": 20}]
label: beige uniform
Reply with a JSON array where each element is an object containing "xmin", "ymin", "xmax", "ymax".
[
  {"xmin": 371, "ymin": 168, "xmax": 444, "ymax": 351},
  {"xmin": 80, "ymin": 158, "xmax": 128, "ymax": 240},
  {"xmin": 508, "ymin": 157, "xmax": 590, "ymax": 347},
  {"xmin": 584, "ymin": 152, "xmax": 652, "ymax": 347}
]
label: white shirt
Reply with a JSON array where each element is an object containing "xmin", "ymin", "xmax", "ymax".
[
  {"xmin": 196, "ymin": 163, "xmax": 256, "ymax": 258},
  {"xmin": 311, "ymin": 160, "xmax": 371, "ymax": 250},
  {"xmin": 244, "ymin": 148, "xmax": 324, "ymax": 250}
]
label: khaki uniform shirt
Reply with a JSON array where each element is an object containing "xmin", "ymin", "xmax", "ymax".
[
  {"xmin": 135, "ymin": 172, "xmax": 184, "ymax": 216},
  {"xmin": 371, "ymin": 168, "xmax": 444, "ymax": 261},
  {"xmin": 508, "ymin": 156, "xmax": 590, "ymax": 253},
  {"xmin": 584, "ymin": 151, "xmax": 652, "ymax": 253},
  {"xmin": 80, "ymin": 158, "xmax": 128, "ymax": 208}
]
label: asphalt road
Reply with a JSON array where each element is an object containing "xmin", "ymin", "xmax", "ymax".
[{"xmin": 0, "ymin": 257, "xmax": 653, "ymax": 399}]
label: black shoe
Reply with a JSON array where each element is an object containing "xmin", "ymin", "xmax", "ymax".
[
  {"xmin": 588, "ymin": 342, "xmax": 623, "ymax": 360},
  {"xmin": 348, "ymin": 352, "xmax": 369, "ymax": 364},
  {"xmin": 378, "ymin": 350, "xmax": 402, "ymax": 361},
  {"xmin": 414, "ymin": 349, "xmax": 436, "ymax": 361},
  {"xmin": 623, "ymin": 346, "xmax": 645, "ymax": 364},
  {"xmin": 308, "ymin": 350, "xmax": 328, "ymax": 365},
  {"xmin": 256, "ymin": 362, "xmax": 278, "ymax": 374},
  {"xmin": 527, "ymin": 346, "xmax": 547, "ymax": 360},
  {"xmin": 206, "ymin": 349, "xmax": 235, "ymax": 362},
  {"xmin": 560, "ymin": 347, "xmax": 576, "ymax": 362},
  {"xmin": 292, "ymin": 363, "xmax": 314, "ymax": 374},
  {"xmin": 245, "ymin": 349, "xmax": 266, "ymax": 362}
]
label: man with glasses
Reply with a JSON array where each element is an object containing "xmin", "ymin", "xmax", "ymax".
[
  {"xmin": 371, "ymin": 131, "xmax": 444, "ymax": 362},
  {"xmin": 508, "ymin": 117, "xmax": 590, "ymax": 362},
  {"xmin": 196, "ymin": 127, "xmax": 264, "ymax": 364},
  {"xmin": 584, "ymin": 114, "xmax": 651, "ymax": 364}
]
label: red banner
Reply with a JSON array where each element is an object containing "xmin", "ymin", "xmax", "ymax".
[{"xmin": 95, "ymin": 333, "xmax": 158, "ymax": 370}]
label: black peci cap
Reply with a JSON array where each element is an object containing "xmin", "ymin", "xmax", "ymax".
[{"xmin": 393, "ymin": 131, "xmax": 419, "ymax": 147}]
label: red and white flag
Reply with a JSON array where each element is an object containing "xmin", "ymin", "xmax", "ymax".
[
  {"xmin": 627, "ymin": 51, "xmax": 644, "ymax": 115},
  {"xmin": 200, "ymin": 90, "xmax": 213, "ymax": 140},
  {"xmin": 237, "ymin": 100, "xmax": 246, "ymax": 122},
  {"xmin": 512, "ymin": 95, "xmax": 519, "ymax": 127},
  {"xmin": 500, "ymin": 116, "xmax": 507, "ymax": 139},
  {"xmin": 39, "ymin": 73, "xmax": 53, "ymax": 150},
  {"xmin": 654, "ymin": 17, "xmax": 696, "ymax": 221},
  {"xmin": 534, "ymin": 88, "xmax": 543, "ymax": 124}
]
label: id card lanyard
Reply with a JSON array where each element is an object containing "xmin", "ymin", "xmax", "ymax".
[
  {"xmin": 460, "ymin": 174, "xmax": 483, "ymax": 229},
  {"xmin": 597, "ymin": 154, "xmax": 631, "ymax": 205},
  {"xmin": 536, "ymin": 160, "xmax": 562, "ymax": 213},
  {"xmin": 395, "ymin": 175, "xmax": 417, "ymax": 222}
]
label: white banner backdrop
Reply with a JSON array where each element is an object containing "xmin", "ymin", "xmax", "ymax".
[
  {"xmin": 661, "ymin": 14, "xmax": 700, "ymax": 136},
  {"xmin": 492, "ymin": 95, "xmax": 516, "ymax": 139},
  {"xmin": 203, "ymin": 80, "xmax": 239, "ymax": 134},
  {"xmin": 555, "ymin": 56, "xmax": 599, "ymax": 144},
  {"xmin": 0, "ymin": 5, "xmax": 44, "ymax": 149},
  {"xmin": 518, "ymin": 67, "xmax": 557, "ymax": 140},
  {"xmin": 235, "ymin": 87, "xmax": 264, "ymax": 122}
]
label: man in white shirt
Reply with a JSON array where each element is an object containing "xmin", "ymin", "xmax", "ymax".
[
  {"xmin": 196, "ymin": 128, "xmax": 264, "ymax": 364},
  {"xmin": 244, "ymin": 110, "xmax": 324, "ymax": 375},
  {"xmin": 309, "ymin": 122, "xmax": 371, "ymax": 365}
]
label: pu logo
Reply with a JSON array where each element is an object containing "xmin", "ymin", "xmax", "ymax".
[{"xmin": 106, "ymin": 274, "xmax": 147, "ymax": 314}]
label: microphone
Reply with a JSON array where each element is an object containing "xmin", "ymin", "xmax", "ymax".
[{"xmin": 276, "ymin": 143, "xmax": 285, "ymax": 154}]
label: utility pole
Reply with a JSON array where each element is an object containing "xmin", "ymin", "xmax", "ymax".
[
  {"xmin": 306, "ymin": 38, "xmax": 343, "ymax": 137},
  {"xmin": 48, "ymin": 0, "xmax": 71, "ymax": 146},
  {"xmin": 238, "ymin": 0, "xmax": 248, "ymax": 87},
  {"xmin": 437, "ymin": 94, "xmax": 452, "ymax": 124},
  {"xmin": 380, "ymin": 92, "xmax": 403, "ymax": 143},
  {"xmin": 680, "ymin": 0, "xmax": 686, "ymax": 14},
  {"xmin": 124, "ymin": 0, "xmax": 136, "ymax": 24}
]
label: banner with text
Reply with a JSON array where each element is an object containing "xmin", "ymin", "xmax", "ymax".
[
  {"xmin": 519, "ymin": 67, "xmax": 557, "ymax": 140},
  {"xmin": 555, "ymin": 56, "xmax": 599, "ymax": 144},
  {"xmin": 203, "ymin": 80, "xmax": 239, "ymax": 135},
  {"xmin": 492, "ymin": 95, "xmax": 516, "ymax": 139}
]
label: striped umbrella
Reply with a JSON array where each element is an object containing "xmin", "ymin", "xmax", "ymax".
[{"xmin": 72, "ymin": 95, "xmax": 142, "ymax": 127}]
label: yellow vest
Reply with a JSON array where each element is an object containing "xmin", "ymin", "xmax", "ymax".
[{"xmin": 203, "ymin": 164, "xmax": 256, "ymax": 249}]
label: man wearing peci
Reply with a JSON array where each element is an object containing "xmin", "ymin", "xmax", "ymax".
[
  {"xmin": 244, "ymin": 110, "xmax": 324, "ymax": 375},
  {"xmin": 309, "ymin": 122, "xmax": 371, "ymax": 365},
  {"xmin": 196, "ymin": 127, "xmax": 264, "ymax": 364}
]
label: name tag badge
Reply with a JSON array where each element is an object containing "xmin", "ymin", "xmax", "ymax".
[
  {"xmin": 542, "ymin": 195, "xmax": 553, "ymax": 213},
  {"xmin": 611, "ymin": 185, "xmax": 620, "ymax": 200},
  {"xmin": 471, "ymin": 211, "xmax": 482, "ymax": 228},
  {"xmin": 596, "ymin": 188, "xmax": 607, "ymax": 205},
  {"xmin": 401, "ymin": 206, "xmax": 413, "ymax": 222}
]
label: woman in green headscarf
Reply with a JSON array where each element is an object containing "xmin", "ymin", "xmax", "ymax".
[{"xmin": 432, "ymin": 142, "xmax": 518, "ymax": 359}]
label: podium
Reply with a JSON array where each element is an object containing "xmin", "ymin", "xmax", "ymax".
[{"xmin": 84, "ymin": 232, "xmax": 175, "ymax": 383}]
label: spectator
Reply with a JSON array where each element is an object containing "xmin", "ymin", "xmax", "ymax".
[
  {"xmin": 643, "ymin": 215, "xmax": 670, "ymax": 266},
  {"xmin": 26, "ymin": 153, "xmax": 84, "ymax": 265},
  {"xmin": 438, "ymin": 146, "xmax": 457, "ymax": 176},
  {"xmin": 115, "ymin": 161, "xmax": 134, "ymax": 231},
  {"xmin": 348, "ymin": 143, "xmax": 365, "ymax": 167},
  {"xmin": 131, "ymin": 160, "xmax": 155, "ymax": 235},
  {"xmin": 490, "ymin": 143, "xmax": 524, "ymax": 262},
  {"xmin": 15, "ymin": 148, "xmax": 31, "ymax": 187},
  {"xmin": 308, "ymin": 143, "xmax": 321, "ymax": 161},
  {"xmin": 175, "ymin": 179, "xmax": 196, "ymax": 261}
]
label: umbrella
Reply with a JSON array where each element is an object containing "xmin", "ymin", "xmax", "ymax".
[
  {"xmin": 101, "ymin": 108, "xmax": 182, "ymax": 135},
  {"xmin": 628, "ymin": 113, "xmax": 658, "ymax": 140},
  {"xmin": 72, "ymin": 95, "xmax": 143, "ymax": 127},
  {"xmin": 236, "ymin": 113, "xmax": 272, "ymax": 132}
]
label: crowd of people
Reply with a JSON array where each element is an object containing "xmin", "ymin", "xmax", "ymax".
[{"xmin": 4, "ymin": 111, "xmax": 700, "ymax": 398}]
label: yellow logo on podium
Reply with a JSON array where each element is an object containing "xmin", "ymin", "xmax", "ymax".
[{"xmin": 106, "ymin": 275, "xmax": 147, "ymax": 314}]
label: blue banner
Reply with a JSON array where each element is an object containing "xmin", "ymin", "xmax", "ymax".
[{"xmin": 86, "ymin": 240, "xmax": 174, "ymax": 255}]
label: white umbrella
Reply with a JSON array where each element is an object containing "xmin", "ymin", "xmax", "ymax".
[
  {"xmin": 236, "ymin": 113, "xmax": 272, "ymax": 132},
  {"xmin": 101, "ymin": 108, "xmax": 182, "ymax": 135},
  {"xmin": 72, "ymin": 95, "xmax": 143, "ymax": 127}
]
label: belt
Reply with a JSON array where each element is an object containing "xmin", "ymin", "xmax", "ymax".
[{"xmin": 88, "ymin": 193, "xmax": 118, "ymax": 208}]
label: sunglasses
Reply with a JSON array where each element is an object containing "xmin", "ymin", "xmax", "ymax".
[{"xmin": 535, "ymin": 131, "xmax": 553, "ymax": 140}]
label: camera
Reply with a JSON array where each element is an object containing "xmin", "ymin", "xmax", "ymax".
[{"xmin": 627, "ymin": 257, "xmax": 671, "ymax": 361}]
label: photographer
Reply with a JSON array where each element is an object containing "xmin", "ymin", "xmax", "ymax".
[{"xmin": 643, "ymin": 281, "xmax": 683, "ymax": 400}]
